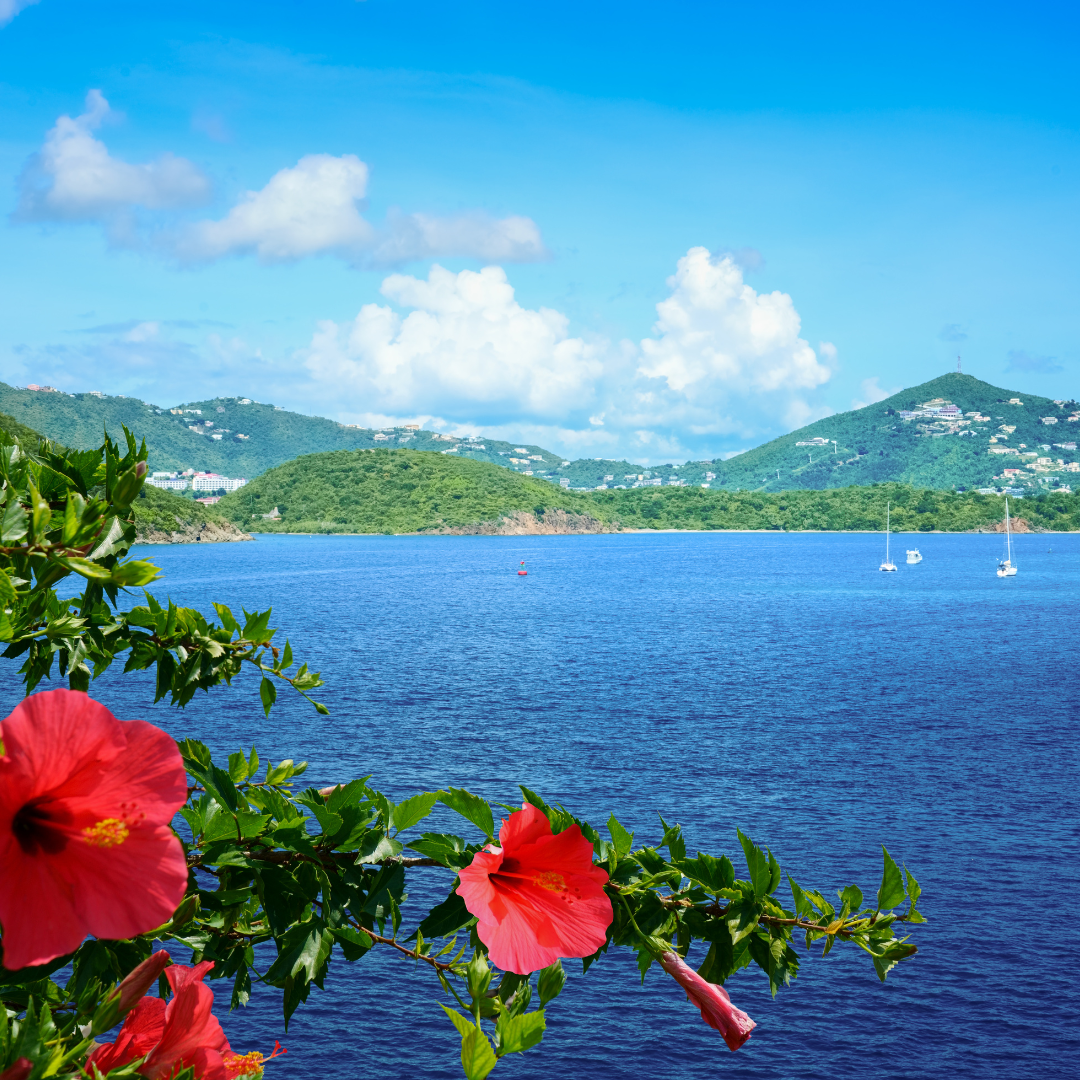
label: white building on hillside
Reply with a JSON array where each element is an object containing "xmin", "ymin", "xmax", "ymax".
[{"xmin": 191, "ymin": 473, "xmax": 248, "ymax": 492}]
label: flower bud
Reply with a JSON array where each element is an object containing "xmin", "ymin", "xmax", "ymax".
[
  {"xmin": 115, "ymin": 950, "xmax": 172, "ymax": 1014},
  {"xmin": 0, "ymin": 1059, "xmax": 33, "ymax": 1080}
]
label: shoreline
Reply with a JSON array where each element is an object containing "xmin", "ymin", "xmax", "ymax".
[{"xmin": 229, "ymin": 527, "xmax": 1080, "ymax": 538}]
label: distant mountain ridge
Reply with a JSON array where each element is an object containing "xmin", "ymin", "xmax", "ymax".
[{"xmin": 2, "ymin": 372, "xmax": 1076, "ymax": 494}]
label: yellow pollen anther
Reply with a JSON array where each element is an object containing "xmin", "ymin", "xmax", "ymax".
[
  {"xmin": 82, "ymin": 818, "xmax": 129, "ymax": 848},
  {"xmin": 224, "ymin": 1050, "xmax": 265, "ymax": 1078},
  {"xmin": 533, "ymin": 871, "xmax": 566, "ymax": 892}
]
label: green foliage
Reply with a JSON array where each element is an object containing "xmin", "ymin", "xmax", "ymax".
[
  {"xmin": 215, "ymin": 449, "xmax": 606, "ymax": 534},
  {"xmin": 0, "ymin": 425, "xmax": 323, "ymax": 709},
  {"xmin": 0, "ymin": 430, "xmax": 929, "ymax": 1080}
]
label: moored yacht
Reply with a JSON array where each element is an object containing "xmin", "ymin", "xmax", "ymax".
[
  {"xmin": 997, "ymin": 498, "xmax": 1018, "ymax": 577},
  {"xmin": 906, "ymin": 549, "xmax": 922, "ymax": 564},
  {"xmin": 880, "ymin": 502, "xmax": 897, "ymax": 571}
]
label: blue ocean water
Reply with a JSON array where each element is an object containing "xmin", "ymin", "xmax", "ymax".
[{"xmin": 7, "ymin": 531, "xmax": 1078, "ymax": 1079}]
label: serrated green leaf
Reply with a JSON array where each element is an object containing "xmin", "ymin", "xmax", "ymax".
[
  {"xmin": 607, "ymin": 814, "xmax": 634, "ymax": 857},
  {"xmin": 737, "ymin": 830, "xmax": 772, "ymax": 898},
  {"xmin": 259, "ymin": 676, "xmax": 277, "ymax": 718},
  {"xmin": 496, "ymin": 1010, "xmax": 545, "ymax": 1056},
  {"xmin": 877, "ymin": 846, "xmax": 906, "ymax": 911},
  {"xmin": 460, "ymin": 1025, "xmax": 498, "ymax": 1080},
  {"xmin": 438, "ymin": 788, "xmax": 495, "ymax": 840},
  {"xmin": 391, "ymin": 791, "xmax": 438, "ymax": 834}
]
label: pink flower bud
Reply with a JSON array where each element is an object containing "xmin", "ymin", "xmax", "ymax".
[
  {"xmin": 658, "ymin": 951, "xmax": 756, "ymax": 1051},
  {"xmin": 115, "ymin": 950, "xmax": 173, "ymax": 1014},
  {"xmin": 318, "ymin": 785, "xmax": 342, "ymax": 798}
]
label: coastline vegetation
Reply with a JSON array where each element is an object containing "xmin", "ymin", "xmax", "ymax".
[{"xmin": 218, "ymin": 448, "xmax": 1080, "ymax": 534}]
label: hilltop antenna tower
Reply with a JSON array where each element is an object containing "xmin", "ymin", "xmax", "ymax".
[{"xmin": 957, "ymin": 355, "xmax": 962, "ymax": 374}]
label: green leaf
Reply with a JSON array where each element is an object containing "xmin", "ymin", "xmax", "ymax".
[
  {"xmin": 838, "ymin": 884, "xmax": 864, "ymax": 911},
  {"xmin": 737, "ymin": 829, "xmax": 772, "ymax": 898},
  {"xmin": 877, "ymin": 846, "xmax": 906, "ymax": 911},
  {"xmin": 110, "ymin": 559, "xmax": 161, "ymax": 587},
  {"xmin": 680, "ymin": 852, "xmax": 734, "ymax": 894},
  {"xmin": 460, "ymin": 1024, "xmax": 498, "ymax": 1080},
  {"xmin": 330, "ymin": 925, "xmax": 373, "ymax": 962},
  {"xmin": 496, "ymin": 1010, "xmax": 545, "ymax": 1056},
  {"xmin": 904, "ymin": 866, "xmax": 922, "ymax": 908},
  {"xmin": 0, "ymin": 570, "xmax": 17, "ymax": 606},
  {"xmin": 0, "ymin": 501, "xmax": 28, "ymax": 543},
  {"xmin": 259, "ymin": 676, "xmax": 277, "ymax": 718},
  {"xmin": 438, "ymin": 788, "xmax": 495, "ymax": 840},
  {"xmin": 355, "ymin": 830, "xmax": 403, "ymax": 864},
  {"xmin": 441, "ymin": 1004, "xmax": 475, "ymax": 1039},
  {"xmin": 607, "ymin": 814, "xmax": 634, "ymax": 857},
  {"xmin": 406, "ymin": 832, "xmax": 471, "ymax": 869},
  {"xmin": 391, "ymin": 791, "xmax": 438, "ymax": 834},
  {"xmin": 410, "ymin": 893, "xmax": 474, "ymax": 941}
]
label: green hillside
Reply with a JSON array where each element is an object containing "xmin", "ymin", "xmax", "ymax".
[
  {"xmin": 671, "ymin": 373, "xmax": 1078, "ymax": 494},
  {"xmin": 216, "ymin": 448, "xmax": 606, "ymax": 533},
  {"xmin": 4, "ymin": 373, "xmax": 1078, "ymax": 495},
  {"xmin": 217, "ymin": 447, "xmax": 1080, "ymax": 534},
  {"xmin": 588, "ymin": 483, "xmax": 1080, "ymax": 533},
  {"xmin": 0, "ymin": 382, "xmax": 577, "ymax": 481}
]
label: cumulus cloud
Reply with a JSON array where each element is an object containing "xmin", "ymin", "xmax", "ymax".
[
  {"xmin": 634, "ymin": 247, "xmax": 832, "ymax": 436},
  {"xmin": 304, "ymin": 264, "xmax": 603, "ymax": 421},
  {"xmin": 15, "ymin": 96, "xmax": 547, "ymax": 266},
  {"xmin": 1005, "ymin": 349, "xmax": 1062, "ymax": 374},
  {"xmin": 178, "ymin": 154, "xmax": 373, "ymax": 263},
  {"xmin": 177, "ymin": 154, "xmax": 546, "ymax": 266},
  {"xmin": 851, "ymin": 376, "xmax": 901, "ymax": 410},
  {"xmin": 0, "ymin": 0, "xmax": 40, "ymax": 27},
  {"xmin": 299, "ymin": 247, "xmax": 835, "ymax": 462},
  {"xmin": 13, "ymin": 91, "xmax": 210, "ymax": 228}
]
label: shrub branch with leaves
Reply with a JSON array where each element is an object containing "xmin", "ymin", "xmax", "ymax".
[{"xmin": 0, "ymin": 431, "xmax": 924, "ymax": 1080}]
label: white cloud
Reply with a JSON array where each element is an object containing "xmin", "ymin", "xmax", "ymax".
[
  {"xmin": 15, "ymin": 98, "xmax": 544, "ymax": 266},
  {"xmin": 178, "ymin": 154, "xmax": 373, "ymax": 263},
  {"xmin": 297, "ymin": 247, "xmax": 837, "ymax": 463},
  {"xmin": 178, "ymin": 154, "xmax": 546, "ymax": 266},
  {"xmin": 0, "ymin": 0, "xmax": 40, "ymax": 28},
  {"xmin": 851, "ymin": 376, "xmax": 901, "ymax": 410},
  {"xmin": 638, "ymin": 247, "xmax": 830, "ymax": 397},
  {"xmin": 304, "ymin": 263, "xmax": 603, "ymax": 421},
  {"xmin": 14, "ymin": 91, "xmax": 210, "ymax": 225}
]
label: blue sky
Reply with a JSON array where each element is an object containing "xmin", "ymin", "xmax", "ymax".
[{"xmin": 1, "ymin": 0, "xmax": 1078, "ymax": 463}]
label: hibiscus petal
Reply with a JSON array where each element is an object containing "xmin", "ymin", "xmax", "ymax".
[
  {"xmin": 0, "ymin": 691, "xmax": 125, "ymax": 807},
  {"xmin": 57, "ymin": 825, "xmax": 188, "ymax": 943},
  {"xmin": 498, "ymin": 803, "xmax": 551, "ymax": 849},
  {"xmin": 0, "ymin": 834, "xmax": 85, "ymax": 969},
  {"xmin": 63, "ymin": 720, "xmax": 187, "ymax": 826}
]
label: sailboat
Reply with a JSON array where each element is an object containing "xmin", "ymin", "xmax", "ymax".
[
  {"xmin": 997, "ymin": 498, "xmax": 1018, "ymax": 577},
  {"xmin": 880, "ymin": 502, "xmax": 897, "ymax": 571}
]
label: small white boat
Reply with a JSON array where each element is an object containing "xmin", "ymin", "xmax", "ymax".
[
  {"xmin": 997, "ymin": 498, "xmax": 1018, "ymax": 577},
  {"xmin": 906, "ymin": 549, "xmax": 923, "ymax": 564},
  {"xmin": 880, "ymin": 502, "xmax": 897, "ymax": 571}
]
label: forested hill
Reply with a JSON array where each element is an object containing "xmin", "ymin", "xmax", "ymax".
[
  {"xmin": 219, "ymin": 447, "xmax": 1080, "ymax": 534},
  {"xmin": 700, "ymin": 373, "xmax": 1080, "ymax": 493},
  {"xmin": 0, "ymin": 383, "xmax": 575, "ymax": 479},
  {"xmin": 4, "ymin": 373, "xmax": 1078, "ymax": 494}
]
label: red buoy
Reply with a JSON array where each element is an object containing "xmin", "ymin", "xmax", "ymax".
[{"xmin": 518, "ymin": 561, "xmax": 527, "ymax": 576}]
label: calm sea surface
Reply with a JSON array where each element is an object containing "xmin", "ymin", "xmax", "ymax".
[{"xmin": 7, "ymin": 531, "xmax": 1078, "ymax": 1079}]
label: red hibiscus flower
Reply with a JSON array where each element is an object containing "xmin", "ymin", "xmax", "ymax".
[
  {"xmin": 88, "ymin": 961, "xmax": 232, "ymax": 1080},
  {"xmin": 456, "ymin": 803, "xmax": 612, "ymax": 974},
  {"xmin": 658, "ymin": 951, "xmax": 756, "ymax": 1051},
  {"xmin": 0, "ymin": 689, "xmax": 189, "ymax": 971}
]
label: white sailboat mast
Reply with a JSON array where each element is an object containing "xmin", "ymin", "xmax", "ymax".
[{"xmin": 1005, "ymin": 498, "xmax": 1012, "ymax": 564}]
